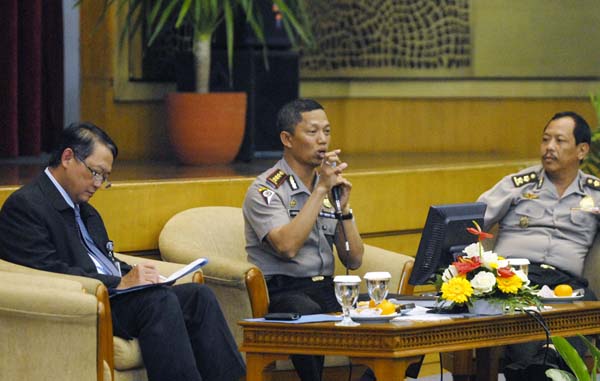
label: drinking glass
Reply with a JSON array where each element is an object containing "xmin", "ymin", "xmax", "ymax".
[
  {"xmin": 364, "ymin": 272, "xmax": 392, "ymax": 305},
  {"xmin": 333, "ymin": 275, "xmax": 361, "ymax": 327}
]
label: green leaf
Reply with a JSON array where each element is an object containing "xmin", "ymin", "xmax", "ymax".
[
  {"xmin": 147, "ymin": 0, "xmax": 179, "ymax": 46},
  {"xmin": 223, "ymin": 0, "xmax": 234, "ymax": 85},
  {"xmin": 577, "ymin": 334, "xmax": 600, "ymax": 376},
  {"xmin": 175, "ymin": 0, "xmax": 193, "ymax": 28},
  {"xmin": 551, "ymin": 336, "xmax": 590, "ymax": 381},
  {"xmin": 545, "ymin": 368, "xmax": 578, "ymax": 381},
  {"xmin": 148, "ymin": 0, "xmax": 165, "ymax": 25}
]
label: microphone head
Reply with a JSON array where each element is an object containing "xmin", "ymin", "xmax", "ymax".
[{"xmin": 331, "ymin": 186, "xmax": 342, "ymax": 213}]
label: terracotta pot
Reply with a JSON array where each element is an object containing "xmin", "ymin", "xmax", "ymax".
[{"xmin": 166, "ymin": 92, "xmax": 247, "ymax": 165}]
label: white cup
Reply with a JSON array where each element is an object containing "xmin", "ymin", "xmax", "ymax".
[{"xmin": 507, "ymin": 258, "xmax": 530, "ymax": 276}]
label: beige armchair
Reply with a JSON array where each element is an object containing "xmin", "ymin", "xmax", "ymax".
[
  {"xmin": 159, "ymin": 206, "xmax": 415, "ymax": 376},
  {"xmin": 0, "ymin": 254, "xmax": 203, "ymax": 381}
]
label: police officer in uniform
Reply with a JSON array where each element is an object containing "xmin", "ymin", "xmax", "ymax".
[
  {"xmin": 243, "ymin": 99, "xmax": 365, "ymax": 381},
  {"xmin": 477, "ymin": 111, "xmax": 600, "ymax": 379}
]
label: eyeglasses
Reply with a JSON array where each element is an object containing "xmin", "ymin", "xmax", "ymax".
[{"xmin": 74, "ymin": 154, "xmax": 111, "ymax": 189}]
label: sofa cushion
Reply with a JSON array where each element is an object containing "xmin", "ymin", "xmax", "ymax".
[{"xmin": 113, "ymin": 337, "xmax": 144, "ymax": 370}]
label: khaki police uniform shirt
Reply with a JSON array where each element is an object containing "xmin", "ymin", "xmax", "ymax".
[
  {"xmin": 242, "ymin": 158, "xmax": 339, "ymax": 278},
  {"xmin": 478, "ymin": 164, "xmax": 600, "ymax": 277}
]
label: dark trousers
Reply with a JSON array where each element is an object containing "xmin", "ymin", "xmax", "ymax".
[
  {"xmin": 267, "ymin": 275, "xmax": 340, "ymax": 381},
  {"xmin": 110, "ymin": 283, "xmax": 245, "ymax": 381}
]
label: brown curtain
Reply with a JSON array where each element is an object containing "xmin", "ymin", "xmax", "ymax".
[{"xmin": 0, "ymin": 0, "xmax": 64, "ymax": 158}]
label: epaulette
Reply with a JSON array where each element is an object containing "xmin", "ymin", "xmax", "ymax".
[
  {"xmin": 287, "ymin": 174, "xmax": 299, "ymax": 191},
  {"xmin": 584, "ymin": 176, "xmax": 600, "ymax": 191},
  {"xmin": 266, "ymin": 169, "xmax": 288, "ymax": 189},
  {"xmin": 511, "ymin": 171, "xmax": 538, "ymax": 188}
]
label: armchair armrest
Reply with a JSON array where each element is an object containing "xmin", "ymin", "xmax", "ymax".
[
  {"xmin": 583, "ymin": 233, "xmax": 600, "ymax": 297},
  {"xmin": 0, "ymin": 272, "xmax": 100, "ymax": 381}
]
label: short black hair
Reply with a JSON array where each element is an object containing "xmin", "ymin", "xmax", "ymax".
[
  {"xmin": 544, "ymin": 111, "xmax": 591, "ymax": 145},
  {"xmin": 48, "ymin": 122, "xmax": 118, "ymax": 167},
  {"xmin": 276, "ymin": 98, "xmax": 324, "ymax": 134}
]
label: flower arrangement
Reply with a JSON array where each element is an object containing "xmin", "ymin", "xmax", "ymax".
[{"xmin": 435, "ymin": 222, "xmax": 542, "ymax": 313}]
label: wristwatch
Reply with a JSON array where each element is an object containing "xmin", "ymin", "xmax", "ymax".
[{"xmin": 340, "ymin": 209, "xmax": 353, "ymax": 220}]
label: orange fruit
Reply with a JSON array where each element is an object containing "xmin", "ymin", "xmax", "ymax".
[
  {"xmin": 554, "ymin": 284, "xmax": 573, "ymax": 297},
  {"xmin": 376, "ymin": 300, "xmax": 396, "ymax": 315}
]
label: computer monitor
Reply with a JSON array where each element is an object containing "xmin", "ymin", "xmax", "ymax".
[{"xmin": 408, "ymin": 202, "xmax": 487, "ymax": 285}]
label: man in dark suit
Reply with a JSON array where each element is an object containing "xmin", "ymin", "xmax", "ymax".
[{"xmin": 0, "ymin": 122, "xmax": 245, "ymax": 381}]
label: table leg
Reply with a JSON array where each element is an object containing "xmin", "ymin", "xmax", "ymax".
[
  {"xmin": 245, "ymin": 353, "xmax": 288, "ymax": 381},
  {"xmin": 475, "ymin": 346, "xmax": 503, "ymax": 381},
  {"xmin": 352, "ymin": 356, "xmax": 422, "ymax": 381}
]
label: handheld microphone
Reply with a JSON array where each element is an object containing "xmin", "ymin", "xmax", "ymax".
[
  {"xmin": 328, "ymin": 161, "xmax": 350, "ymax": 267},
  {"xmin": 331, "ymin": 185, "xmax": 342, "ymax": 215}
]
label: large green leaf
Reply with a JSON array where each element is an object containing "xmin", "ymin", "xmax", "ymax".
[{"xmin": 551, "ymin": 336, "xmax": 590, "ymax": 381}]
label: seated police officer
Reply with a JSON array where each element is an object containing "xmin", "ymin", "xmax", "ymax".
[
  {"xmin": 243, "ymin": 99, "xmax": 365, "ymax": 381},
  {"xmin": 477, "ymin": 111, "xmax": 600, "ymax": 379}
]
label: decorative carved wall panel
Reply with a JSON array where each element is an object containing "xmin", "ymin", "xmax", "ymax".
[{"xmin": 300, "ymin": 0, "xmax": 471, "ymax": 78}]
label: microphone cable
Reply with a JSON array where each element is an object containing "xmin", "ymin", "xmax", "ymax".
[
  {"xmin": 434, "ymin": 307, "xmax": 551, "ymax": 381},
  {"xmin": 522, "ymin": 307, "xmax": 552, "ymax": 366}
]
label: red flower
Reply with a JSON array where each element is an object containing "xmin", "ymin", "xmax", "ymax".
[
  {"xmin": 497, "ymin": 266, "xmax": 515, "ymax": 278},
  {"xmin": 453, "ymin": 256, "xmax": 481, "ymax": 275},
  {"xmin": 466, "ymin": 221, "xmax": 494, "ymax": 242}
]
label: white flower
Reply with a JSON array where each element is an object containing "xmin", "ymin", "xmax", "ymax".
[
  {"xmin": 462, "ymin": 243, "xmax": 480, "ymax": 258},
  {"xmin": 479, "ymin": 250, "xmax": 500, "ymax": 270},
  {"xmin": 514, "ymin": 269, "xmax": 530, "ymax": 287},
  {"xmin": 497, "ymin": 259, "xmax": 509, "ymax": 268},
  {"xmin": 442, "ymin": 265, "xmax": 458, "ymax": 282},
  {"xmin": 470, "ymin": 271, "xmax": 496, "ymax": 295},
  {"xmin": 463, "ymin": 243, "xmax": 501, "ymax": 270}
]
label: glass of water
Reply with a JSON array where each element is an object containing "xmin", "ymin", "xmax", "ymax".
[
  {"xmin": 333, "ymin": 275, "xmax": 361, "ymax": 327},
  {"xmin": 364, "ymin": 272, "xmax": 392, "ymax": 305}
]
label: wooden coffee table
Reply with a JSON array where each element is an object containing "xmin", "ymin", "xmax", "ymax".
[{"xmin": 240, "ymin": 301, "xmax": 600, "ymax": 381}]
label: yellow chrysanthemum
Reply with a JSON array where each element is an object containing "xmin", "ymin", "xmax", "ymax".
[
  {"xmin": 441, "ymin": 277, "xmax": 473, "ymax": 304},
  {"xmin": 496, "ymin": 275, "xmax": 522, "ymax": 294}
]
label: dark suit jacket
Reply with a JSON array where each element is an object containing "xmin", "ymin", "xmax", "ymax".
[{"xmin": 0, "ymin": 173, "xmax": 130, "ymax": 288}]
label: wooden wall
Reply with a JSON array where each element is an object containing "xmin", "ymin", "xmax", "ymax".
[{"xmin": 78, "ymin": 1, "xmax": 597, "ymax": 160}]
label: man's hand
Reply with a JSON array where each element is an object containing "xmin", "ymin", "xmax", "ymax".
[
  {"xmin": 318, "ymin": 149, "xmax": 352, "ymax": 210},
  {"xmin": 317, "ymin": 149, "xmax": 348, "ymax": 191},
  {"xmin": 117, "ymin": 262, "xmax": 160, "ymax": 289}
]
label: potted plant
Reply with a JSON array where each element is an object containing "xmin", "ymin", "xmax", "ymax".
[
  {"xmin": 546, "ymin": 335, "xmax": 600, "ymax": 381},
  {"xmin": 581, "ymin": 91, "xmax": 600, "ymax": 176},
  {"xmin": 80, "ymin": 0, "xmax": 312, "ymax": 164}
]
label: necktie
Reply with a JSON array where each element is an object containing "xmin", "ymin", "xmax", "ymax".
[{"xmin": 74, "ymin": 206, "xmax": 120, "ymax": 276}]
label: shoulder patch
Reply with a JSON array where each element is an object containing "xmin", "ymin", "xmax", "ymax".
[
  {"xmin": 266, "ymin": 169, "xmax": 288, "ymax": 189},
  {"xmin": 287, "ymin": 175, "xmax": 299, "ymax": 191},
  {"xmin": 584, "ymin": 177, "xmax": 600, "ymax": 191},
  {"xmin": 511, "ymin": 172, "xmax": 538, "ymax": 188},
  {"xmin": 257, "ymin": 186, "xmax": 275, "ymax": 205}
]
